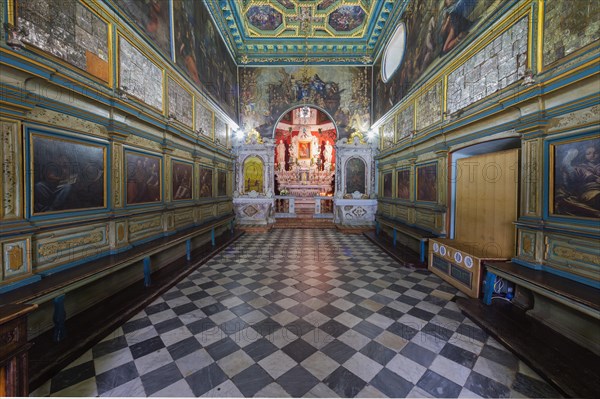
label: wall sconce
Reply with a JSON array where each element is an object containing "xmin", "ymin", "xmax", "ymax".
[
  {"xmin": 521, "ymin": 69, "xmax": 535, "ymax": 87},
  {"xmin": 116, "ymin": 86, "xmax": 128, "ymax": 100},
  {"xmin": 3, "ymin": 23, "xmax": 28, "ymax": 50}
]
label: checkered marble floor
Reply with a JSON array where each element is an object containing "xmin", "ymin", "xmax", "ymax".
[{"xmin": 31, "ymin": 229, "xmax": 560, "ymax": 398}]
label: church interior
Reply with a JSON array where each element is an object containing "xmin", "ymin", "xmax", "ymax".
[{"xmin": 0, "ymin": 0, "xmax": 598, "ymax": 397}]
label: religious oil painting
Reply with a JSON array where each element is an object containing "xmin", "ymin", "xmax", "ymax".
[
  {"xmin": 397, "ymin": 168, "xmax": 411, "ymax": 200},
  {"xmin": 383, "ymin": 172, "xmax": 393, "ymax": 198},
  {"xmin": 172, "ymin": 161, "xmax": 193, "ymax": 201},
  {"xmin": 126, "ymin": 151, "xmax": 162, "ymax": 205},
  {"xmin": 244, "ymin": 157, "xmax": 264, "ymax": 193},
  {"xmin": 31, "ymin": 134, "xmax": 106, "ymax": 215},
  {"xmin": 173, "ymin": 0, "xmax": 238, "ymax": 119},
  {"xmin": 328, "ymin": 6, "xmax": 366, "ymax": 32},
  {"xmin": 247, "ymin": 5, "xmax": 283, "ymax": 31},
  {"xmin": 551, "ymin": 136, "xmax": 600, "ymax": 219},
  {"xmin": 417, "ymin": 163, "xmax": 438, "ymax": 202},
  {"xmin": 112, "ymin": 0, "xmax": 171, "ymax": 56},
  {"xmin": 239, "ymin": 66, "xmax": 370, "ymax": 140},
  {"xmin": 373, "ymin": 0, "xmax": 507, "ymax": 120},
  {"xmin": 199, "ymin": 167, "xmax": 213, "ymax": 198},
  {"xmin": 298, "ymin": 142, "xmax": 311, "ymax": 160},
  {"xmin": 217, "ymin": 170, "xmax": 227, "ymax": 197},
  {"xmin": 345, "ymin": 158, "xmax": 366, "ymax": 195}
]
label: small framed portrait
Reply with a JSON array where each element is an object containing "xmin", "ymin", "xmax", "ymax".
[
  {"xmin": 298, "ymin": 142, "xmax": 311, "ymax": 159},
  {"xmin": 199, "ymin": 167, "xmax": 213, "ymax": 198},
  {"xmin": 416, "ymin": 163, "xmax": 437, "ymax": 202},
  {"xmin": 217, "ymin": 170, "xmax": 227, "ymax": 197},
  {"xmin": 172, "ymin": 160, "xmax": 193, "ymax": 201},
  {"xmin": 550, "ymin": 135, "xmax": 600, "ymax": 219},
  {"xmin": 383, "ymin": 172, "xmax": 393, "ymax": 197},
  {"xmin": 125, "ymin": 150, "xmax": 162, "ymax": 205},
  {"xmin": 397, "ymin": 168, "xmax": 411, "ymax": 200},
  {"xmin": 31, "ymin": 132, "xmax": 106, "ymax": 215},
  {"xmin": 345, "ymin": 158, "xmax": 366, "ymax": 194}
]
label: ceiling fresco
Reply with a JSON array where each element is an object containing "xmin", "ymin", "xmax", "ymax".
[{"xmin": 205, "ymin": 0, "xmax": 404, "ymax": 65}]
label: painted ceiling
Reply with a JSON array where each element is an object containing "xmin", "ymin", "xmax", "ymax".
[{"xmin": 205, "ymin": 0, "xmax": 406, "ymax": 65}]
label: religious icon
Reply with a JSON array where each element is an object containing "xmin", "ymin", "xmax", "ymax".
[
  {"xmin": 126, "ymin": 151, "xmax": 162, "ymax": 205},
  {"xmin": 172, "ymin": 161, "xmax": 193, "ymax": 200},
  {"xmin": 298, "ymin": 142, "xmax": 311, "ymax": 159},
  {"xmin": 552, "ymin": 136, "xmax": 600, "ymax": 218},
  {"xmin": 32, "ymin": 133, "xmax": 106, "ymax": 214},
  {"xmin": 199, "ymin": 167, "xmax": 213, "ymax": 198},
  {"xmin": 417, "ymin": 163, "xmax": 437, "ymax": 202},
  {"xmin": 397, "ymin": 168, "xmax": 411, "ymax": 200}
]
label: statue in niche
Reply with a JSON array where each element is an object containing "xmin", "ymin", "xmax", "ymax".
[
  {"xmin": 323, "ymin": 141, "xmax": 333, "ymax": 170},
  {"xmin": 277, "ymin": 140, "xmax": 286, "ymax": 170}
]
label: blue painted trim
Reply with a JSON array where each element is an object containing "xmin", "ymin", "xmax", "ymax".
[
  {"xmin": 143, "ymin": 257, "xmax": 152, "ymax": 287},
  {"xmin": 186, "ymin": 239, "xmax": 192, "ymax": 261},
  {"xmin": 420, "ymin": 241, "xmax": 426, "ymax": 263},
  {"xmin": 392, "ymin": 228, "xmax": 397, "ymax": 247},
  {"xmin": 0, "ymin": 275, "xmax": 42, "ymax": 294},
  {"xmin": 53, "ymin": 295, "xmax": 67, "ymax": 342},
  {"xmin": 211, "ymin": 228, "xmax": 216, "ymax": 246},
  {"xmin": 483, "ymin": 272, "xmax": 497, "ymax": 305}
]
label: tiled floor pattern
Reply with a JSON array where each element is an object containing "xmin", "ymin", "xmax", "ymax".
[{"xmin": 32, "ymin": 229, "xmax": 560, "ymax": 398}]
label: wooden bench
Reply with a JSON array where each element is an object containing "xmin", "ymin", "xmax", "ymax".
[
  {"xmin": 458, "ymin": 261, "xmax": 600, "ymax": 398},
  {"xmin": 483, "ymin": 261, "xmax": 600, "ymax": 318},
  {"xmin": 0, "ymin": 215, "xmax": 235, "ymax": 340},
  {"xmin": 457, "ymin": 297, "xmax": 600, "ymax": 398},
  {"xmin": 364, "ymin": 231, "xmax": 424, "ymax": 268},
  {"xmin": 376, "ymin": 215, "xmax": 437, "ymax": 263},
  {"xmin": 0, "ymin": 215, "xmax": 242, "ymax": 391}
]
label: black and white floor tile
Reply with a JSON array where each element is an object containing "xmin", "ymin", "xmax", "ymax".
[{"xmin": 31, "ymin": 229, "xmax": 561, "ymax": 398}]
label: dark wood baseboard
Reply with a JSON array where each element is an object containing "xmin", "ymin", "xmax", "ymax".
[
  {"xmin": 456, "ymin": 297, "xmax": 600, "ymax": 398},
  {"xmin": 28, "ymin": 230, "xmax": 244, "ymax": 391}
]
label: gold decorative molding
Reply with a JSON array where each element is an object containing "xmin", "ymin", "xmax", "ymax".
[
  {"xmin": 38, "ymin": 231, "xmax": 104, "ymax": 257},
  {"xmin": 245, "ymin": 128, "xmax": 264, "ymax": 145},
  {"xmin": 1, "ymin": 119, "xmax": 22, "ymax": 220},
  {"xmin": 129, "ymin": 219, "xmax": 161, "ymax": 234},
  {"xmin": 553, "ymin": 246, "xmax": 600, "ymax": 266}
]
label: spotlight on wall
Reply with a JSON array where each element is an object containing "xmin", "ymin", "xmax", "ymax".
[
  {"xmin": 367, "ymin": 129, "xmax": 377, "ymax": 141},
  {"xmin": 235, "ymin": 129, "xmax": 245, "ymax": 140}
]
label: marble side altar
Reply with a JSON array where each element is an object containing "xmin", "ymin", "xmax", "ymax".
[
  {"xmin": 332, "ymin": 132, "xmax": 379, "ymax": 227},
  {"xmin": 232, "ymin": 130, "xmax": 276, "ymax": 226}
]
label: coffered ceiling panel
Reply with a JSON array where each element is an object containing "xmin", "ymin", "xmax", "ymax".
[{"xmin": 205, "ymin": 0, "xmax": 405, "ymax": 65}]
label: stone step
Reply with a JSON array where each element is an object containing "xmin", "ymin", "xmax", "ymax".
[{"xmin": 274, "ymin": 218, "xmax": 335, "ymax": 229}]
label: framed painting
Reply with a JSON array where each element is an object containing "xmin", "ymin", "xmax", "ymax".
[
  {"xmin": 199, "ymin": 167, "xmax": 213, "ymax": 198},
  {"xmin": 172, "ymin": 160, "xmax": 193, "ymax": 201},
  {"xmin": 298, "ymin": 142, "xmax": 311, "ymax": 160},
  {"xmin": 550, "ymin": 135, "xmax": 600, "ymax": 219},
  {"xmin": 244, "ymin": 157, "xmax": 264, "ymax": 193},
  {"xmin": 416, "ymin": 163, "xmax": 437, "ymax": 202},
  {"xmin": 397, "ymin": 168, "xmax": 411, "ymax": 200},
  {"xmin": 345, "ymin": 158, "xmax": 366, "ymax": 194},
  {"xmin": 383, "ymin": 172, "xmax": 393, "ymax": 198},
  {"xmin": 125, "ymin": 151, "xmax": 162, "ymax": 205},
  {"xmin": 217, "ymin": 170, "xmax": 227, "ymax": 197},
  {"xmin": 31, "ymin": 133, "xmax": 106, "ymax": 215}
]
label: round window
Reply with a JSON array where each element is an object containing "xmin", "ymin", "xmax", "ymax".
[{"xmin": 381, "ymin": 22, "xmax": 406, "ymax": 83}]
